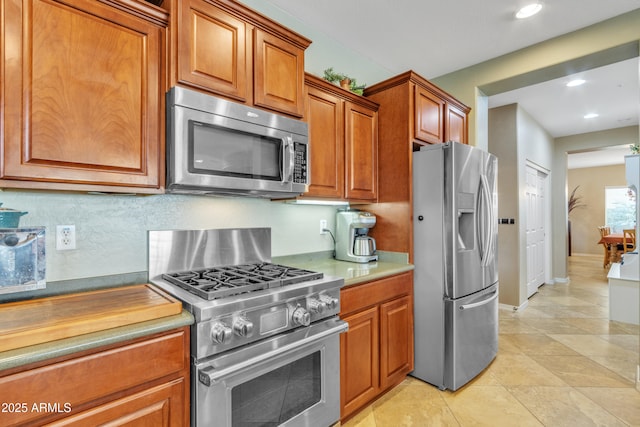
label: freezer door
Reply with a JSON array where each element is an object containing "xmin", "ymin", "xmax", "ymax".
[
  {"xmin": 444, "ymin": 284, "xmax": 498, "ymax": 391},
  {"xmin": 445, "ymin": 142, "xmax": 498, "ymax": 298}
]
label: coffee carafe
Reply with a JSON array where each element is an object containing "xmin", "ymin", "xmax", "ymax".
[{"xmin": 335, "ymin": 208, "xmax": 378, "ymax": 263}]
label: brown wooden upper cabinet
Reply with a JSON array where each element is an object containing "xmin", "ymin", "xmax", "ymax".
[
  {"xmin": 366, "ymin": 71, "xmax": 470, "ymax": 147},
  {"xmin": 360, "ymin": 71, "xmax": 470, "ymax": 261},
  {"xmin": 169, "ymin": 0, "xmax": 310, "ymax": 118},
  {"xmin": 414, "ymin": 80, "xmax": 469, "ymax": 145},
  {"xmin": 0, "ymin": 0, "xmax": 168, "ymax": 193},
  {"xmin": 446, "ymin": 102, "xmax": 468, "ymax": 145},
  {"xmin": 303, "ymin": 74, "xmax": 378, "ymax": 202},
  {"xmin": 414, "ymin": 85, "xmax": 446, "ymax": 144}
]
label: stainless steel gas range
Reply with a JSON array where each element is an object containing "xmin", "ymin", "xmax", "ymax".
[{"xmin": 148, "ymin": 228, "xmax": 347, "ymax": 427}]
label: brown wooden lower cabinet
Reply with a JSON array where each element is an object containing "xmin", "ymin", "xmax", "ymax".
[
  {"xmin": 339, "ymin": 271, "xmax": 414, "ymax": 421},
  {"xmin": 0, "ymin": 327, "xmax": 190, "ymax": 427},
  {"xmin": 45, "ymin": 379, "xmax": 184, "ymax": 426},
  {"xmin": 340, "ymin": 305, "xmax": 379, "ymax": 418}
]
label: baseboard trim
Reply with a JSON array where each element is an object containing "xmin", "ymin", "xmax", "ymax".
[
  {"xmin": 499, "ymin": 300, "xmax": 529, "ymax": 312},
  {"xmin": 555, "ymin": 276, "xmax": 570, "ymax": 284}
]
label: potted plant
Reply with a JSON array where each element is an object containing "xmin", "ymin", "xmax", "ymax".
[
  {"xmin": 322, "ymin": 68, "xmax": 365, "ymax": 95},
  {"xmin": 568, "ymin": 185, "xmax": 586, "ymax": 256}
]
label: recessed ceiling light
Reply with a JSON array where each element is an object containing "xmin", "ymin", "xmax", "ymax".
[
  {"xmin": 566, "ymin": 79, "xmax": 586, "ymax": 87},
  {"xmin": 584, "ymin": 113, "xmax": 599, "ymax": 119},
  {"xmin": 516, "ymin": 3, "xmax": 543, "ymax": 19}
]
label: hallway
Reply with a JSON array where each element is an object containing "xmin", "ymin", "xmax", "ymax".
[{"xmin": 342, "ymin": 255, "xmax": 640, "ymax": 426}]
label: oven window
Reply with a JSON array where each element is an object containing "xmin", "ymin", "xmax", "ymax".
[
  {"xmin": 189, "ymin": 121, "xmax": 282, "ymax": 181},
  {"xmin": 231, "ymin": 351, "xmax": 321, "ymax": 426}
]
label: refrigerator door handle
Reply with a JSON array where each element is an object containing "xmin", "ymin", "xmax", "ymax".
[
  {"xmin": 479, "ymin": 174, "xmax": 493, "ymax": 266},
  {"xmin": 459, "ymin": 290, "xmax": 498, "ymax": 311}
]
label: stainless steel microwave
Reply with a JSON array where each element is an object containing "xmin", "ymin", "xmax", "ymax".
[{"xmin": 166, "ymin": 87, "xmax": 309, "ymax": 199}]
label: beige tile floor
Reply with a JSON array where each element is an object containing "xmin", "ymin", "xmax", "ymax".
[{"xmin": 341, "ymin": 255, "xmax": 640, "ymax": 426}]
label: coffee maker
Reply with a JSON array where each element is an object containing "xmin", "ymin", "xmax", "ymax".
[{"xmin": 335, "ymin": 208, "xmax": 378, "ymax": 263}]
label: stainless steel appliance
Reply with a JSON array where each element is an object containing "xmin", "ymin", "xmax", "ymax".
[
  {"xmin": 335, "ymin": 208, "xmax": 378, "ymax": 263},
  {"xmin": 412, "ymin": 141, "xmax": 498, "ymax": 391},
  {"xmin": 0, "ymin": 227, "xmax": 46, "ymax": 295},
  {"xmin": 166, "ymin": 87, "xmax": 309, "ymax": 199},
  {"xmin": 148, "ymin": 228, "xmax": 347, "ymax": 427}
]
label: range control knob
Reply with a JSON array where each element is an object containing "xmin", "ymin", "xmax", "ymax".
[
  {"xmin": 211, "ymin": 322, "xmax": 233, "ymax": 344},
  {"xmin": 233, "ymin": 317, "xmax": 254, "ymax": 337},
  {"xmin": 291, "ymin": 306, "xmax": 311, "ymax": 327},
  {"xmin": 319, "ymin": 294, "xmax": 339, "ymax": 310},
  {"xmin": 307, "ymin": 298, "xmax": 327, "ymax": 314}
]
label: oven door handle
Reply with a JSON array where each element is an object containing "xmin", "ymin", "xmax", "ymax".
[{"xmin": 198, "ymin": 319, "xmax": 348, "ymax": 387}]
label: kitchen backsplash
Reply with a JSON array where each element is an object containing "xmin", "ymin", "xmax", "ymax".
[{"xmin": 0, "ymin": 190, "xmax": 338, "ymax": 283}]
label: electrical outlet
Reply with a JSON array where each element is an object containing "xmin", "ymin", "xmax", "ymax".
[
  {"xmin": 320, "ymin": 219, "xmax": 328, "ymax": 235},
  {"xmin": 56, "ymin": 225, "xmax": 76, "ymax": 250}
]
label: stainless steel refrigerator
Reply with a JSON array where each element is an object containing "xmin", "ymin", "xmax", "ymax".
[{"xmin": 412, "ymin": 141, "xmax": 498, "ymax": 391}]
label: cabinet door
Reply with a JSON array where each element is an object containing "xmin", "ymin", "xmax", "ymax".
[
  {"xmin": 414, "ymin": 85, "xmax": 445, "ymax": 144},
  {"xmin": 341, "ymin": 306, "xmax": 379, "ymax": 420},
  {"xmin": 0, "ymin": 329, "xmax": 188, "ymax": 426},
  {"xmin": 380, "ymin": 295, "xmax": 414, "ymax": 390},
  {"xmin": 304, "ymin": 86, "xmax": 345, "ymax": 199},
  {"xmin": 45, "ymin": 379, "xmax": 186, "ymax": 426},
  {"xmin": 253, "ymin": 28, "xmax": 305, "ymax": 117},
  {"xmin": 344, "ymin": 101, "xmax": 377, "ymax": 201},
  {"xmin": 1, "ymin": 0, "xmax": 163, "ymax": 191},
  {"xmin": 177, "ymin": 0, "xmax": 248, "ymax": 101},
  {"xmin": 446, "ymin": 103, "xmax": 468, "ymax": 144}
]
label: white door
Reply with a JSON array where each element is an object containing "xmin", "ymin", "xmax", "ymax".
[{"xmin": 525, "ymin": 165, "xmax": 547, "ymax": 298}]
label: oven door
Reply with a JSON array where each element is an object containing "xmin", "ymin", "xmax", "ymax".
[{"xmin": 194, "ymin": 317, "xmax": 347, "ymax": 427}]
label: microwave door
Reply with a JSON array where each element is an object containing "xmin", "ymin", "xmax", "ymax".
[
  {"xmin": 170, "ymin": 107, "xmax": 294, "ymax": 194},
  {"xmin": 167, "ymin": 87, "xmax": 309, "ymax": 198}
]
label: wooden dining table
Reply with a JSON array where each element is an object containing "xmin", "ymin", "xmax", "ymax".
[
  {"xmin": 598, "ymin": 233, "xmax": 624, "ymax": 246},
  {"xmin": 598, "ymin": 233, "xmax": 624, "ymax": 265}
]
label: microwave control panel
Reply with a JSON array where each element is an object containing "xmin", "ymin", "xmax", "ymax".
[{"xmin": 293, "ymin": 142, "xmax": 308, "ymax": 184}]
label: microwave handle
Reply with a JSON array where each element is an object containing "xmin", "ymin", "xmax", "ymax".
[{"xmin": 282, "ymin": 136, "xmax": 295, "ymax": 183}]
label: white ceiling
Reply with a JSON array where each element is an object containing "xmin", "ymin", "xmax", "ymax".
[
  {"xmin": 262, "ymin": 0, "xmax": 640, "ymax": 166},
  {"xmin": 488, "ymin": 57, "xmax": 639, "ymax": 138},
  {"xmin": 264, "ymin": 0, "xmax": 639, "ymax": 79},
  {"xmin": 566, "ymin": 144, "xmax": 632, "ymax": 169}
]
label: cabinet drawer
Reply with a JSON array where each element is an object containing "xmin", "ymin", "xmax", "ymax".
[
  {"xmin": 44, "ymin": 378, "xmax": 186, "ymax": 427},
  {"xmin": 340, "ymin": 272, "xmax": 413, "ymax": 316},
  {"xmin": 0, "ymin": 330, "xmax": 187, "ymax": 426}
]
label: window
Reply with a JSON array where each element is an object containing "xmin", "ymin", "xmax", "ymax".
[{"xmin": 605, "ymin": 186, "xmax": 636, "ymax": 233}]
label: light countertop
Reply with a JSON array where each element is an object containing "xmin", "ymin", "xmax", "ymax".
[
  {"xmin": 273, "ymin": 251, "xmax": 414, "ymax": 288},
  {"xmin": 0, "ymin": 309, "xmax": 193, "ymax": 372}
]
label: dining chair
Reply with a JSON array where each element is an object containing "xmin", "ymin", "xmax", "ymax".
[
  {"xmin": 597, "ymin": 226, "xmax": 612, "ymax": 268},
  {"xmin": 598, "ymin": 226, "xmax": 611, "ymax": 237},
  {"xmin": 623, "ymin": 229, "xmax": 636, "ymax": 253}
]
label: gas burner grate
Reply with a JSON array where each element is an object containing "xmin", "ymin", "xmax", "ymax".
[
  {"xmin": 162, "ymin": 269, "xmax": 271, "ymax": 300},
  {"xmin": 162, "ymin": 262, "xmax": 323, "ymax": 300}
]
